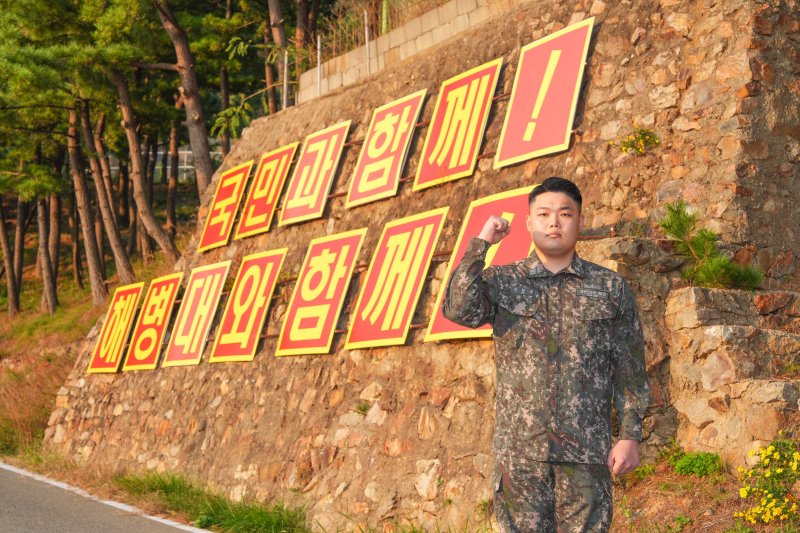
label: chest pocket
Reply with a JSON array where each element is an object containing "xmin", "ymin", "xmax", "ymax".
[
  {"xmin": 576, "ymin": 295, "xmax": 617, "ymax": 346},
  {"xmin": 493, "ymin": 288, "xmax": 543, "ymax": 340}
]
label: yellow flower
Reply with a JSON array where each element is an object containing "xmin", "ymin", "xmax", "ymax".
[
  {"xmin": 774, "ymin": 452, "xmax": 780, "ymax": 459},
  {"xmin": 765, "ymin": 470, "xmax": 771, "ymax": 477},
  {"xmin": 777, "ymin": 468, "xmax": 784, "ymax": 474},
  {"xmin": 740, "ymin": 487, "xmax": 749, "ymax": 498}
]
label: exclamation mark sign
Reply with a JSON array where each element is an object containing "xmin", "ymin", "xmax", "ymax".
[{"xmin": 522, "ymin": 49, "xmax": 562, "ymax": 142}]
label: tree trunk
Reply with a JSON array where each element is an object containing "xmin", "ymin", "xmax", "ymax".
[
  {"xmin": 219, "ymin": 0, "xmax": 233, "ymax": 156},
  {"xmin": 48, "ymin": 194, "xmax": 61, "ymax": 282},
  {"xmin": 152, "ymin": 0, "xmax": 213, "ymax": 197},
  {"xmin": 118, "ymin": 160, "xmax": 130, "ymax": 227},
  {"xmin": 94, "ymin": 203, "xmax": 105, "ymax": 277},
  {"xmin": 294, "ymin": 0, "xmax": 309, "ymax": 48},
  {"xmin": 219, "ymin": 66, "xmax": 231, "ymax": 157},
  {"xmin": 109, "ymin": 69, "xmax": 181, "ymax": 264},
  {"xmin": 146, "ymin": 132, "xmax": 157, "ymax": 204},
  {"xmin": 160, "ymin": 141, "xmax": 168, "ymax": 185},
  {"xmin": 166, "ymin": 124, "xmax": 179, "ymax": 240},
  {"xmin": 37, "ymin": 198, "xmax": 58, "ymax": 314},
  {"xmin": 268, "ymin": 0, "xmax": 288, "ymax": 103},
  {"xmin": 93, "ymin": 113, "xmax": 117, "ymax": 226},
  {"xmin": 66, "ymin": 192, "xmax": 83, "ymax": 289},
  {"xmin": 0, "ymin": 200, "xmax": 19, "ymax": 317},
  {"xmin": 126, "ymin": 192, "xmax": 137, "ymax": 258},
  {"xmin": 263, "ymin": 19, "xmax": 279, "ymax": 114},
  {"xmin": 308, "ymin": 0, "xmax": 320, "ymax": 39},
  {"xmin": 68, "ymin": 109, "xmax": 107, "ymax": 306},
  {"xmin": 82, "ymin": 97, "xmax": 136, "ymax": 284},
  {"xmin": 13, "ymin": 195, "xmax": 26, "ymax": 296},
  {"xmin": 268, "ymin": 1, "xmax": 287, "ymax": 51},
  {"xmin": 138, "ymin": 216, "xmax": 153, "ymax": 263}
]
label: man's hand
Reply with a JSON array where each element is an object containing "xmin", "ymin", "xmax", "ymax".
[
  {"xmin": 607, "ymin": 439, "xmax": 640, "ymax": 476},
  {"xmin": 478, "ymin": 215, "xmax": 512, "ymax": 245}
]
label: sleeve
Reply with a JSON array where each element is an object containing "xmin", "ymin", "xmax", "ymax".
[
  {"xmin": 441, "ymin": 237, "xmax": 496, "ymax": 328},
  {"xmin": 610, "ymin": 277, "xmax": 650, "ymax": 441}
]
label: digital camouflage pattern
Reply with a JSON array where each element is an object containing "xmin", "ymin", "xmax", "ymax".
[
  {"xmin": 443, "ymin": 237, "xmax": 650, "ymax": 465},
  {"xmin": 492, "ymin": 455, "xmax": 612, "ymax": 532}
]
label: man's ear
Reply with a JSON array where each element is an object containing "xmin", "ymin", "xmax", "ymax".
[{"xmin": 525, "ymin": 212, "xmax": 534, "ymax": 234}]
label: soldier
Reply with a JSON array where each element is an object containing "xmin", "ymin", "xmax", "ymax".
[{"xmin": 442, "ymin": 176, "xmax": 650, "ymax": 532}]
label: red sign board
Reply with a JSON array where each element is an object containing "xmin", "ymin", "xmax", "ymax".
[
  {"xmin": 279, "ymin": 121, "xmax": 351, "ymax": 226},
  {"xmin": 345, "ymin": 208, "xmax": 448, "ymax": 349},
  {"xmin": 198, "ymin": 161, "xmax": 254, "ymax": 252},
  {"xmin": 162, "ymin": 261, "xmax": 231, "ymax": 367},
  {"xmin": 277, "ymin": 229, "xmax": 366, "ymax": 356},
  {"xmin": 494, "ymin": 18, "xmax": 594, "ymax": 168},
  {"xmin": 87, "ymin": 282, "xmax": 144, "ymax": 373},
  {"xmin": 210, "ymin": 249, "xmax": 287, "ymax": 363},
  {"xmin": 234, "ymin": 143, "xmax": 298, "ymax": 239},
  {"xmin": 413, "ymin": 59, "xmax": 502, "ymax": 191},
  {"xmin": 425, "ymin": 187, "xmax": 537, "ymax": 341},
  {"xmin": 346, "ymin": 90, "xmax": 426, "ymax": 209},
  {"xmin": 123, "ymin": 273, "xmax": 183, "ymax": 371}
]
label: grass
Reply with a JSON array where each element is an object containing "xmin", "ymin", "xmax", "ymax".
[
  {"xmin": 0, "ymin": 182, "xmax": 196, "ymax": 458},
  {"xmin": 114, "ymin": 472, "xmax": 309, "ymax": 532}
]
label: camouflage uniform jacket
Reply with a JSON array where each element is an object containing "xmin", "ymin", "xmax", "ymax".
[{"xmin": 443, "ymin": 237, "xmax": 650, "ymax": 464}]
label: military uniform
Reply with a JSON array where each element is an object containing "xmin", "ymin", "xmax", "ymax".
[{"xmin": 442, "ymin": 237, "xmax": 650, "ymax": 532}]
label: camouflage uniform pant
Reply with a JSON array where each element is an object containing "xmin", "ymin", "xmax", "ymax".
[{"xmin": 492, "ymin": 455, "xmax": 612, "ymax": 533}]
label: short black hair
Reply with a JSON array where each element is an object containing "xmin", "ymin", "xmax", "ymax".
[{"xmin": 528, "ymin": 176, "xmax": 582, "ymax": 210}]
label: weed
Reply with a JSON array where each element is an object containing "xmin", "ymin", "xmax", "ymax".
[
  {"xmin": 628, "ymin": 463, "xmax": 656, "ymax": 483},
  {"xmin": 114, "ymin": 471, "xmax": 308, "ymax": 532},
  {"xmin": 356, "ymin": 401, "xmax": 370, "ymax": 414},
  {"xmin": 609, "ymin": 126, "xmax": 660, "ymax": 155},
  {"xmin": 737, "ymin": 436, "xmax": 800, "ymax": 526},
  {"xmin": 673, "ymin": 451, "xmax": 724, "ymax": 477}
]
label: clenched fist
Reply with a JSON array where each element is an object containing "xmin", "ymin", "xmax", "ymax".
[{"xmin": 478, "ymin": 215, "xmax": 511, "ymax": 245}]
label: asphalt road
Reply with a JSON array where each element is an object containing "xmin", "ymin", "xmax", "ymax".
[{"xmin": 0, "ymin": 463, "xmax": 207, "ymax": 533}]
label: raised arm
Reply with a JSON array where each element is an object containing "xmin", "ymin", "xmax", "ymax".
[{"xmin": 442, "ymin": 216, "xmax": 511, "ymax": 328}]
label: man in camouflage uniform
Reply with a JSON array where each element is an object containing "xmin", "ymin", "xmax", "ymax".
[{"xmin": 443, "ymin": 177, "xmax": 650, "ymax": 532}]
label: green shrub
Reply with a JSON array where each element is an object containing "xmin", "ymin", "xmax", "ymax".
[
  {"xmin": 672, "ymin": 451, "xmax": 724, "ymax": 477},
  {"xmin": 658, "ymin": 200, "xmax": 763, "ymax": 290}
]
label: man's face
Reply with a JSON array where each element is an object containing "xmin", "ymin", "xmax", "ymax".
[{"xmin": 525, "ymin": 191, "xmax": 583, "ymax": 257}]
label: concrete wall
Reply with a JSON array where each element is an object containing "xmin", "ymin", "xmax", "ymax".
[{"xmin": 298, "ymin": 0, "xmax": 516, "ymax": 103}]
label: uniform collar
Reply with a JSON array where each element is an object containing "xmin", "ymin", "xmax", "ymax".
[{"xmin": 524, "ymin": 248, "xmax": 586, "ymax": 278}]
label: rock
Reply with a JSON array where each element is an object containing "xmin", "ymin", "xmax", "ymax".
[
  {"xmin": 418, "ymin": 406, "xmax": 437, "ymax": 440},
  {"xmin": 701, "ymin": 352, "xmax": 735, "ymax": 391},
  {"xmin": 752, "ymin": 15, "xmax": 773, "ymax": 35},
  {"xmin": 600, "ymin": 120, "xmax": 621, "ymax": 140},
  {"xmin": 414, "ymin": 459, "xmax": 441, "ymax": 500},
  {"xmin": 648, "ymin": 84, "xmax": 679, "ymax": 108},
  {"xmin": 753, "ymin": 292, "xmax": 793, "ymax": 314},
  {"xmin": 717, "ymin": 137, "xmax": 742, "ymax": 160},
  {"xmin": 652, "ymin": 256, "xmax": 684, "ymax": 273},
  {"xmin": 473, "ymin": 453, "xmax": 493, "ymax": 478},
  {"xmin": 743, "ymin": 140, "xmax": 769, "ymax": 160},
  {"xmin": 609, "ymin": 240, "xmax": 648, "ymax": 265},
  {"xmin": 383, "ymin": 438, "xmax": 411, "ymax": 457},
  {"xmin": 666, "ymin": 13, "xmax": 691, "ymax": 35},
  {"xmin": 429, "ymin": 386, "xmax": 452, "ymax": 408},
  {"xmin": 364, "ymin": 481, "xmax": 380, "ymax": 502},
  {"xmin": 672, "ymin": 116, "xmax": 701, "ymax": 131},
  {"xmin": 595, "ymin": 62, "xmax": 616, "ymax": 87},
  {"xmin": 359, "ymin": 382, "xmax": 383, "ymax": 402},
  {"xmin": 365, "ymin": 403, "xmax": 388, "ymax": 425}
]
